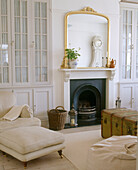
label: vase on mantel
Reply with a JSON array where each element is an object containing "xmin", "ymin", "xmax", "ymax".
[
  {"xmin": 65, "ymin": 48, "xmax": 81, "ymax": 69},
  {"xmin": 69, "ymin": 59, "xmax": 78, "ymax": 69}
]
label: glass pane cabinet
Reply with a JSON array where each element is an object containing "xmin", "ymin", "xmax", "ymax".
[
  {"xmin": 120, "ymin": 6, "xmax": 138, "ymax": 81},
  {"xmin": 0, "ymin": 0, "xmax": 10, "ymax": 84},
  {"xmin": 121, "ymin": 9, "xmax": 133, "ymax": 79},
  {"xmin": 120, "ymin": 3, "xmax": 138, "ymax": 111},
  {"xmin": 0, "ymin": 0, "xmax": 49, "ymax": 86},
  {"xmin": 136, "ymin": 10, "xmax": 138, "ymax": 78},
  {"xmin": 0, "ymin": 0, "xmax": 52, "ymax": 122},
  {"xmin": 34, "ymin": 2, "xmax": 47, "ymax": 82},
  {"xmin": 14, "ymin": 0, "xmax": 28, "ymax": 83}
]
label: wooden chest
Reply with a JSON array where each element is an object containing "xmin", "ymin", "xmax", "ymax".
[
  {"xmin": 112, "ymin": 111, "xmax": 138, "ymax": 136},
  {"xmin": 101, "ymin": 108, "xmax": 138, "ymax": 138},
  {"xmin": 123, "ymin": 115, "xmax": 138, "ymax": 136}
]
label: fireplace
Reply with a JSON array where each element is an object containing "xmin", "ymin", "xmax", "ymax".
[
  {"xmin": 70, "ymin": 79, "xmax": 106, "ymax": 126},
  {"xmin": 59, "ymin": 68, "xmax": 116, "ymax": 125}
]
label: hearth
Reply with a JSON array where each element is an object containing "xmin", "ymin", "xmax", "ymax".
[{"xmin": 70, "ymin": 79, "xmax": 106, "ymax": 126}]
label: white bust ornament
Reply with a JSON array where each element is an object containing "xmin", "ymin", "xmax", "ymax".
[{"xmin": 89, "ymin": 36, "xmax": 103, "ymax": 67}]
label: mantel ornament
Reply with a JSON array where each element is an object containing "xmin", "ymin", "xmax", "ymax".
[
  {"xmin": 81, "ymin": 7, "xmax": 96, "ymax": 12},
  {"xmin": 110, "ymin": 70, "xmax": 116, "ymax": 80},
  {"xmin": 64, "ymin": 72, "xmax": 70, "ymax": 82},
  {"xmin": 61, "ymin": 6, "xmax": 110, "ymax": 69}
]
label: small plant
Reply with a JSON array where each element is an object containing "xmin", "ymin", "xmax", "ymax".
[{"xmin": 65, "ymin": 48, "xmax": 81, "ymax": 60}]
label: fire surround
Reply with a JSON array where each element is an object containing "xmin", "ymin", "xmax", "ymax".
[{"xmin": 59, "ymin": 68, "xmax": 116, "ymax": 123}]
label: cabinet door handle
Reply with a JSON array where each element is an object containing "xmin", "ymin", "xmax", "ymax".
[
  {"xmin": 34, "ymin": 105, "xmax": 36, "ymax": 112},
  {"xmin": 11, "ymin": 41, "xmax": 14, "ymax": 46},
  {"xmin": 132, "ymin": 98, "xmax": 135, "ymax": 104},
  {"xmin": 130, "ymin": 44, "xmax": 134, "ymax": 49},
  {"xmin": 32, "ymin": 41, "xmax": 35, "ymax": 48}
]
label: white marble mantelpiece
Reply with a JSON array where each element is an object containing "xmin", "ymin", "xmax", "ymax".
[
  {"xmin": 59, "ymin": 68, "xmax": 116, "ymax": 116},
  {"xmin": 60, "ymin": 68, "xmax": 116, "ymax": 82}
]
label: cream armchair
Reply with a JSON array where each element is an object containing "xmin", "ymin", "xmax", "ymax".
[{"xmin": 0, "ymin": 91, "xmax": 41, "ymax": 133}]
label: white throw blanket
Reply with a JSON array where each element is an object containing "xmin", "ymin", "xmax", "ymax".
[
  {"xmin": 1, "ymin": 105, "xmax": 32, "ymax": 121},
  {"xmin": 86, "ymin": 135, "xmax": 137, "ymax": 170}
]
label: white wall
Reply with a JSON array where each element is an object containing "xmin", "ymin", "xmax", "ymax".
[{"xmin": 52, "ymin": 0, "xmax": 120, "ymax": 109}]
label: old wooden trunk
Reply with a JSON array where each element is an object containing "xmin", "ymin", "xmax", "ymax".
[
  {"xmin": 101, "ymin": 108, "xmax": 138, "ymax": 138},
  {"xmin": 123, "ymin": 115, "xmax": 138, "ymax": 136}
]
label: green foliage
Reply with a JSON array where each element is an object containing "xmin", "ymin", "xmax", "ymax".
[{"xmin": 65, "ymin": 48, "xmax": 81, "ymax": 60}]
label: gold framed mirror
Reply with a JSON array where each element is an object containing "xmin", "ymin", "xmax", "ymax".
[{"xmin": 61, "ymin": 7, "xmax": 110, "ymax": 69}]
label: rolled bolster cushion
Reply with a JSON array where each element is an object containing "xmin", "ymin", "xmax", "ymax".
[{"xmin": 20, "ymin": 105, "xmax": 33, "ymax": 118}]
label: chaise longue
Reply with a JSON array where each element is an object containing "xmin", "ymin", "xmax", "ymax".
[{"xmin": 0, "ymin": 91, "xmax": 65, "ymax": 168}]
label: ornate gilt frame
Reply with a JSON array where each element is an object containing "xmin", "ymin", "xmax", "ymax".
[{"xmin": 60, "ymin": 7, "xmax": 110, "ymax": 69}]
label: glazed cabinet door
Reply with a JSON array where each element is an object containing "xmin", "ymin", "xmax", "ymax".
[
  {"xmin": 120, "ymin": 5, "xmax": 138, "ymax": 82},
  {"xmin": 0, "ymin": 0, "xmax": 51, "ymax": 86},
  {"xmin": 0, "ymin": 0, "xmax": 11, "ymax": 86},
  {"xmin": 31, "ymin": 0, "xmax": 50, "ymax": 84},
  {"xmin": 11, "ymin": 0, "xmax": 31, "ymax": 85},
  {"xmin": 135, "ymin": 10, "xmax": 138, "ymax": 80},
  {"xmin": 120, "ymin": 8, "xmax": 134, "ymax": 81}
]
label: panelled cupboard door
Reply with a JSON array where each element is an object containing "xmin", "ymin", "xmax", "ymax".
[
  {"xmin": 120, "ymin": 84, "xmax": 134, "ymax": 109},
  {"xmin": 135, "ymin": 84, "xmax": 138, "ymax": 110},
  {"xmin": 13, "ymin": 89, "xmax": 33, "ymax": 108},
  {"xmin": 33, "ymin": 87, "xmax": 53, "ymax": 120}
]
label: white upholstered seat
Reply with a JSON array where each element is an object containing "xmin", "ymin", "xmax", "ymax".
[
  {"xmin": 0, "ymin": 126, "xmax": 65, "ymax": 167},
  {"xmin": 0, "ymin": 91, "xmax": 41, "ymax": 132}
]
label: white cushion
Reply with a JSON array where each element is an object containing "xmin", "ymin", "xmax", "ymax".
[
  {"xmin": 0, "ymin": 117, "xmax": 41, "ymax": 133},
  {"xmin": 0, "ymin": 91, "xmax": 16, "ymax": 118},
  {"xmin": 2, "ymin": 105, "xmax": 24, "ymax": 121},
  {"xmin": 2, "ymin": 105, "xmax": 33, "ymax": 121},
  {"xmin": 0, "ymin": 126, "xmax": 64, "ymax": 155},
  {"xmin": 20, "ymin": 105, "xmax": 33, "ymax": 118}
]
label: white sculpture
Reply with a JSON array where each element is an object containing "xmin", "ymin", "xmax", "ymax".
[{"xmin": 89, "ymin": 36, "xmax": 103, "ymax": 67}]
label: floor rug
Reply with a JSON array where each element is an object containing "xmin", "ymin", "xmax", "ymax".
[{"xmin": 63, "ymin": 129, "xmax": 102, "ymax": 170}]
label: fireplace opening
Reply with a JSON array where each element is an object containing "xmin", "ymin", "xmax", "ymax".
[
  {"xmin": 78, "ymin": 90, "xmax": 96, "ymax": 108},
  {"xmin": 70, "ymin": 79, "xmax": 106, "ymax": 126},
  {"xmin": 78, "ymin": 90, "xmax": 97, "ymax": 126}
]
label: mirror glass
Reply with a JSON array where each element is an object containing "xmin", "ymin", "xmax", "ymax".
[
  {"xmin": 61, "ymin": 7, "xmax": 110, "ymax": 69},
  {"xmin": 67, "ymin": 14, "xmax": 108, "ymax": 67}
]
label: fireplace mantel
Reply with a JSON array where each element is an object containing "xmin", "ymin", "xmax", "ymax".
[
  {"xmin": 59, "ymin": 68, "xmax": 116, "ymax": 122},
  {"xmin": 59, "ymin": 68, "xmax": 116, "ymax": 82}
]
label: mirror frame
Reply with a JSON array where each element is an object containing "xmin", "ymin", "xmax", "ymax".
[{"xmin": 61, "ymin": 7, "xmax": 110, "ymax": 69}]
